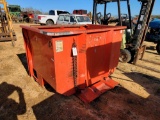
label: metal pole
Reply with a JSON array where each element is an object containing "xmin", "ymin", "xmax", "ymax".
[
  {"xmin": 117, "ymin": 0, "xmax": 122, "ymax": 26},
  {"xmin": 92, "ymin": 0, "xmax": 96, "ymax": 24},
  {"xmin": 95, "ymin": 2, "xmax": 97, "ymax": 24},
  {"xmin": 127, "ymin": 0, "xmax": 132, "ymax": 29},
  {"xmin": 104, "ymin": 2, "xmax": 107, "ymax": 19}
]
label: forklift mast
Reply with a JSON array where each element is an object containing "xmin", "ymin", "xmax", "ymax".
[{"xmin": 131, "ymin": 0, "xmax": 155, "ymax": 50}]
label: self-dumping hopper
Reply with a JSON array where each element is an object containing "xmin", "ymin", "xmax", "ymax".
[{"xmin": 21, "ymin": 24, "xmax": 126, "ymax": 103}]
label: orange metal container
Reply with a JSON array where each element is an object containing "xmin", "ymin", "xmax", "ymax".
[{"xmin": 21, "ymin": 24, "xmax": 126, "ymax": 102}]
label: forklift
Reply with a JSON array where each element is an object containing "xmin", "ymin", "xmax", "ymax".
[
  {"xmin": 92, "ymin": 0, "xmax": 156, "ymax": 64},
  {"xmin": 146, "ymin": 18, "xmax": 160, "ymax": 54}
]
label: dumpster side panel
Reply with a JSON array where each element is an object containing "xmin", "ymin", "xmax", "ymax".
[
  {"xmin": 22, "ymin": 29, "xmax": 34, "ymax": 76},
  {"xmin": 109, "ymin": 30, "xmax": 124, "ymax": 74},
  {"xmin": 27, "ymin": 31, "xmax": 56, "ymax": 88}
]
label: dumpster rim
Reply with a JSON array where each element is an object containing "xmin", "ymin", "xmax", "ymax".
[{"xmin": 20, "ymin": 25, "xmax": 126, "ymax": 36}]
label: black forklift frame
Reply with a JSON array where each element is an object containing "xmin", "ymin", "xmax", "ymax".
[
  {"xmin": 92, "ymin": 0, "xmax": 132, "ymax": 30},
  {"xmin": 92, "ymin": 0, "xmax": 156, "ymax": 64}
]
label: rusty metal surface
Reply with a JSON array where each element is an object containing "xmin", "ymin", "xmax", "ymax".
[{"xmin": 133, "ymin": 45, "xmax": 146, "ymax": 65}]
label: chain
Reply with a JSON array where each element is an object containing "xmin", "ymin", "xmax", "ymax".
[{"xmin": 72, "ymin": 41, "xmax": 77, "ymax": 88}]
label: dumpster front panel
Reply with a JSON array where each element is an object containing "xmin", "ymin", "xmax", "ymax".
[
  {"xmin": 53, "ymin": 35, "xmax": 79, "ymax": 95},
  {"xmin": 52, "ymin": 33, "xmax": 90, "ymax": 95},
  {"xmin": 76, "ymin": 33, "xmax": 88, "ymax": 89},
  {"xmin": 26, "ymin": 30, "xmax": 56, "ymax": 88},
  {"xmin": 85, "ymin": 31, "xmax": 113, "ymax": 85}
]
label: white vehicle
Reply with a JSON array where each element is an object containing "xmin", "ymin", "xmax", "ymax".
[
  {"xmin": 34, "ymin": 10, "xmax": 69, "ymax": 25},
  {"xmin": 56, "ymin": 14, "xmax": 92, "ymax": 25}
]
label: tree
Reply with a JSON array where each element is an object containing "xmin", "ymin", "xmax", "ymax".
[{"xmin": 21, "ymin": 7, "xmax": 42, "ymax": 14}]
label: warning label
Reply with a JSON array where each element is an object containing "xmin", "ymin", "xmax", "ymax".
[{"xmin": 55, "ymin": 40, "xmax": 63, "ymax": 52}]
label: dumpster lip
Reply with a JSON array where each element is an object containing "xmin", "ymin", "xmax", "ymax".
[{"xmin": 20, "ymin": 25, "xmax": 126, "ymax": 36}]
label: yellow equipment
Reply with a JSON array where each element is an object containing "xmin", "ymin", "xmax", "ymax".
[{"xmin": 0, "ymin": 0, "xmax": 16, "ymax": 46}]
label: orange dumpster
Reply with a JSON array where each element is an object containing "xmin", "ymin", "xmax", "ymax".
[{"xmin": 21, "ymin": 24, "xmax": 126, "ymax": 103}]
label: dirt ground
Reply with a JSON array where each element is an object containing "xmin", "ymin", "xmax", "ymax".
[{"xmin": 0, "ymin": 23, "xmax": 160, "ymax": 120}]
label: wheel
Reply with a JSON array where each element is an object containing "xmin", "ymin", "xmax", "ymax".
[
  {"xmin": 119, "ymin": 49, "xmax": 131, "ymax": 63},
  {"xmin": 156, "ymin": 42, "xmax": 160, "ymax": 54},
  {"xmin": 46, "ymin": 20, "xmax": 54, "ymax": 25}
]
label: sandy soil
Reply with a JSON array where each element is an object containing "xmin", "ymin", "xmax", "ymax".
[{"xmin": 0, "ymin": 23, "xmax": 160, "ymax": 120}]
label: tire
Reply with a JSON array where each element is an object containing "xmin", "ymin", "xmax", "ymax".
[
  {"xmin": 156, "ymin": 42, "xmax": 160, "ymax": 54},
  {"xmin": 119, "ymin": 49, "xmax": 131, "ymax": 63},
  {"xmin": 46, "ymin": 20, "xmax": 54, "ymax": 26},
  {"xmin": 128, "ymin": 49, "xmax": 136, "ymax": 63}
]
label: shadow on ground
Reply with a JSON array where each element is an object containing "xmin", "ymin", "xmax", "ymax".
[
  {"xmin": 32, "ymin": 72, "xmax": 160, "ymax": 120},
  {"xmin": 145, "ymin": 45, "xmax": 159, "ymax": 55},
  {"xmin": 17, "ymin": 53, "xmax": 29, "ymax": 74},
  {"xmin": 145, "ymin": 50, "xmax": 158, "ymax": 55},
  {"xmin": 0, "ymin": 82, "xmax": 26, "ymax": 120},
  {"xmin": 117, "ymin": 68, "xmax": 160, "ymax": 95},
  {"xmin": 123, "ymin": 72, "xmax": 160, "ymax": 95},
  {"xmin": 146, "ymin": 45, "xmax": 156, "ymax": 50},
  {"xmin": 16, "ymin": 53, "xmax": 160, "ymax": 119}
]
